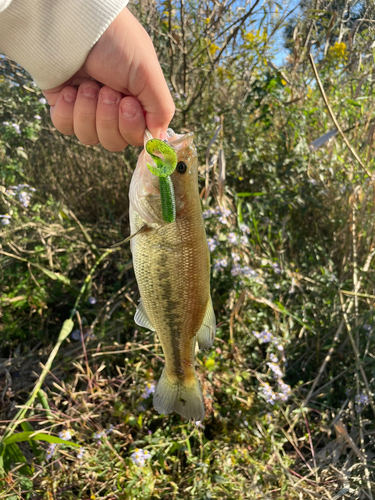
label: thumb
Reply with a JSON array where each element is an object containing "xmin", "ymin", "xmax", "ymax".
[{"xmin": 137, "ymin": 61, "xmax": 175, "ymax": 138}]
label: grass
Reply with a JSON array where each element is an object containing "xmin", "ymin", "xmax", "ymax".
[{"xmin": 1, "ymin": 199, "xmax": 375, "ymax": 498}]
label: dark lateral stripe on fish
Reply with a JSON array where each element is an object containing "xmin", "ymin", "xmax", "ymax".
[{"xmin": 155, "ymin": 251, "xmax": 185, "ymax": 378}]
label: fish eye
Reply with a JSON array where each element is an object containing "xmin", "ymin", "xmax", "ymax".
[{"xmin": 176, "ymin": 161, "xmax": 187, "ymax": 174}]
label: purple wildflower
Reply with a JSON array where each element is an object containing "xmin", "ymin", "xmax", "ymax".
[
  {"xmin": 271, "ymin": 262, "xmax": 281, "ymax": 274},
  {"xmin": 213, "ymin": 257, "xmax": 228, "ymax": 271},
  {"xmin": 277, "ymin": 381, "xmax": 291, "ymax": 402},
  {"xmin": 260, "ymin": 383, "xmax": 278, "ymax": 405},
  {"xmin": 207, "ymin": 237, "xmax": 218, "ymax": 252},
  {"xmin": 131, "ymin": 448, "xmax": 151, "ymax": 467},
  {"xmin": 11, "ymin": 123, "xmax": 21, "ymax": 134},
  {"xmin": 252, "ymin": 330, "xmax": 274, "ymax": 344},
  {"xmin": 231, "ymin": 263, "xmax": 242, "ymax": 276},
  {"xmin": 355, "ymin": 392, "xmax": 370, "ymax": 412},
  {"xmin": 141, "ymin": 381, "xmax": 156, "ymax": 399},
  {"xmin": 58, "ymin": 429, "xmax": 72, "ymax": 441},
  {"xmin": 46, "ymin": 443, "xmax": 57, "ymax": 461},
  {"xmin": 227, "ymin": 232, "xmax": 237, "ymax": 244},
  {"xmin": 267, "ymin": 362, "xmax": 283, "ymax": 379},
  {"xmin": 232, "ymin": 253, "xmax": 241, "ymax": 263},
  {"xmin": 94, "ymin": 430, "xmax": 106, "ymax": 440},
  {"xmin": 0, "ymin": 214, "xmax": 11, "ymax": 225}
]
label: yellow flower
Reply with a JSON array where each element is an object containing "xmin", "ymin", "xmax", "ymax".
[
  {"xmin": 209, "ymin": 43, "xmax": 219, "ymax": 55},
  {"xmin": 245, "ymin": 32, "xmax": 255, "ymax": 43},
  {"xmin": 205, "ymin": 358, "xmax": 215, "ymax": 370},
  {"xmin": 328, "ymin": 41, "xmax": 347, "ymax": 62}
]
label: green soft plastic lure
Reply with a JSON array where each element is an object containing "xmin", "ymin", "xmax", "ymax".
[{"xmin": 145, "ymin": 138, "xmax": 178, "ymax": 223}]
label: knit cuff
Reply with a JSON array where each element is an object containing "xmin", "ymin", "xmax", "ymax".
[{"xmin": 0, "ymin": 0, "xmax": 129, "ymax": 89}]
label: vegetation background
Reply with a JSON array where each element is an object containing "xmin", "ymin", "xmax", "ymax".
[{"xmin": 1, "ymin": 0, "xmax": 375, "ymax": 498}]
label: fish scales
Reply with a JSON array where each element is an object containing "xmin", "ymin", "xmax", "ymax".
[
  {"xmin": 129, "ymin": 131, "xmax": 216, "ymax": 420},
  {"xmin": 132, "ymin": 213, "xmax": 209, "ymax": 379}
]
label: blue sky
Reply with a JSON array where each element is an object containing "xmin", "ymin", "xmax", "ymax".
[{"xmin": 268, "ymin": 0, "xmax": 302, "ymax": 66}]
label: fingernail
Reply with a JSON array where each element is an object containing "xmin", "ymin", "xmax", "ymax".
[
  {"xmin": 121, "ymin": 103, "xmax": 137, "ymax": 119},
  {"xmin": 101, "ymin": 91, "xmax": 120, "ymax": 105},
  {"xmin": 63, "ymin": 92, "xmax": 76, "ymax": 103},
  {"xmin": 159, "ymin": 131, "xmax": 167, "ymax": 140},
  {"xmin": 81, "ymin": 85, "xmax": 98, "ymax": 98}
]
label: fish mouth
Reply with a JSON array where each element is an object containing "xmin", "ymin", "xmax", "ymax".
[{"xmin": 166, "ymin": 129, "xmax": 194, "ymax": 151}]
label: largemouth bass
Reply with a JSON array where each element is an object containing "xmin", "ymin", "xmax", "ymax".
[{"xmin": 129, "ymin": 129, "xmax": 216, "ymax": 420}]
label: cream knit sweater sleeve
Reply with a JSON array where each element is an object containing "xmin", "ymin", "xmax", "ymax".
[{"xmin": 0, "ymin": 0, "xmax": 129, "ymax": 89}]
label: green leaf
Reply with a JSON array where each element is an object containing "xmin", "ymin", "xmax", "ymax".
[
  {"xmin": 57, "ymin": 319, "xmax": 74, "ymax": 343},
  {"xmin": 21, "ymin": 422, "xmax": 44, "ymax": 462},
  {"xmin": 20, "ymin": 421, "xmax": 34, "ymax": 433},
  {"xmin": 4, "ymin": 443, "xmax": 32, "ymax": 475},
  {"xmin": 347, "ymin": 99, "xmax": 361, "ymax": 107},
  {"xmin": 33, "ymin": 264, "xmax": 71, "ymax": 285},
  {"xmin": 3, "ymin": 432, "xmax": 79, "ymax": 448},
  {"xmin": 237, "ymin": 192, "xmax": 267, "ymax": 197},
  {"xmin": 59, "ymin": 209, "xmax": 70, "ymax": 220}
]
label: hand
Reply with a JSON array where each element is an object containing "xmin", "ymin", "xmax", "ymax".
[{"xmin": 42, "ymin": 8, "xmax": 175, "ymax": 151}]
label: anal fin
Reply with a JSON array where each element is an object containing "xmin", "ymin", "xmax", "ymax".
[
  {"xmin": 134, "ymin": 299, "xmax": 155, "ymax": 331},
  {"xmin": 197, "ymin": 298, "xmax": 216, "ymax": 350}
]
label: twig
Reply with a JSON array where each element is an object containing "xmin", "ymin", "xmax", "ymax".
[
  {"xmin": 246, "ymin": 291, "xmax": 316, "ymax": 334},
  {"xmin": 68, "ymin": 209, "xmax": 100, "ymax": 257},
  {"xmin": 90, "ymin": 281, "xmax": 134, "ymax": 330},
  {"xmin": 70, "ymin": 248, "xmax": 113, "ymax": 318},
  {"xmin": 304, "ymin": 249, "xmax": 375, "ymax": 405},
  {"xmin": 339, "ymin": 292, "xmax": 375, "ymax": 419},
  {"xmin": 309, "ymin": 53, "xmax": 371, "ymax": 178}
]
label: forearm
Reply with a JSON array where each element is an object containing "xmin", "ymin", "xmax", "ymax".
[{"xmin": 0, "ymin": 0, "xmax": 129, "ymax": 89}]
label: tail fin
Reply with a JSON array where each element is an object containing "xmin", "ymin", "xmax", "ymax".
[{"xmin": 153, "ymin": 368, "xmax": 205, "ymax": 421}]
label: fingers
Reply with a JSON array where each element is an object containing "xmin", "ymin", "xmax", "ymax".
[
  {"xmin": 74, "ymin": 82, "xmax": 100, "ymax": 146},
  {"xmin": 119, "ymin": 96, "xmax": 145, "ymax": 147},
  {"xmin": 49, "ymin": 87, "xmax": 77, "ymax": 135},
  {"xmin": 96, "ymin": 87, "xmax": 127, "ymax": 151},
  {"xmin": 46, "ymin": 83, "xmax": 147, "ymax": 151}
]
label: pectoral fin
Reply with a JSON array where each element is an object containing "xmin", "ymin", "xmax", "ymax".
[
  {"xmin": 134, "ymin": 299, "xmax": 155, "ymax": 331},
  {"xmin": 197, "ymin": 298, "xmax": 216, "ymax": 350}
]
